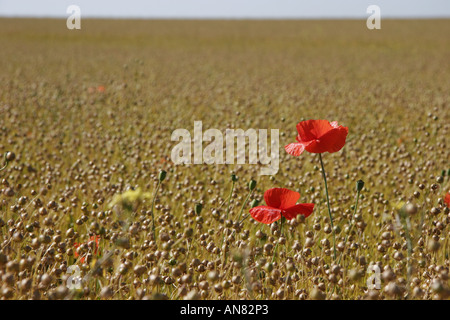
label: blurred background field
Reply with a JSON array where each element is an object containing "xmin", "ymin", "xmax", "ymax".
[
  {"xmin": 1, "ymin": 19, "xmax": 448, "ymax": 190},
  {"xmin": 0, "ymin": 19, "xmax": 449, "ymax": 300}
]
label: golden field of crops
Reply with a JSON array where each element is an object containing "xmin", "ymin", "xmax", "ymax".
[{"xmin": 0, "ymin": 18, "xmax": 449, "ymax": 300}]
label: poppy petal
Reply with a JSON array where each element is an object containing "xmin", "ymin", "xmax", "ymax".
[
  {"xmin": 250, "ymin": 206, "xmax": 281, "ymax": 224},
  {"xmin": 282, "ymin": 203, "xmax": 315, "ymax": 220},
  {"xmin": 264, "ymin": 188, "xmax": 300, "ymax": 210},
  {"xmin": 303, "ymin": 139, "xmax": 323, "ymax": 153},
  {"xmin": 445, "ymin": 192, "xmax": 450, "ymax": 208},
  {"xmin": 315, "ymin": 125, "xmax": 348, "ymax": 153},
  {"xmin": 330, "ymin": 121, "xmax": 339, "ymax": 128},
  {"xmin": 285, "ymin": 142, "xmax": 306, "ymax": 156},
  {"xmin": 296, "ymin": 120, "xmax": 333, "ymax": 141}
]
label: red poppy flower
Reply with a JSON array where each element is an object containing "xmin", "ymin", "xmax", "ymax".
[
  {"xmin": 249, "ymin": 188, "xmax": 314, "ymax": 224},
  {"xmin": 445, "ymin": 192, "xmax": 450, "ymax": 208},
  {"xmin": 74, "ymin": 235, "xmax": 100, "ymax": 263},
  {"xmin": 285, "ymin": 120, "xmax": 348, "ymax": 156}
]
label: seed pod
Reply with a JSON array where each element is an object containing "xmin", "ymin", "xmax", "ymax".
[
  {"xmin": 310, "ymin": 287, "xmax": 326, "ymax": 300},
  {"xmin": 405, "ymin": 203, "xmax": 418, "ymax": 215},
  {"xmin": 250, "ymin": 199, "xmax": 259, "ymax": 208},
  {"xmin": 356, "ymin": 180, "xmax": 365, "ymax": 192},
  {"xmin": 195, "ymin": 203, "xmax": 202, "ymax": 215},
  {"xmin": 5, "ymin": 152, "xmax": 15, "ymax": 162},
  {"xmin": 248, "ymin": 179, "xmax": 257, "ymax": 191},
  {"xmin": 158, "ymin": 170, "xmax": 167, "ymax": 182},
  {"xmin": 428, "ymin": 239, "xmax": 440, "ymax": 252},
  {"xmin": 100, "ymin": 286, "xmax": 114, "ymax": 299}
]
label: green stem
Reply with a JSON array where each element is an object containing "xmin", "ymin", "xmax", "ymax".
[
  {"xmin": 0, "ymin": 154, "xmax": 8, "ymax": 171},
  {"xmin": 237, "ymin": 190, "xmax": 252, "ymax": 222},
  {"xmin": 319, "ymin": 153, "xmax": 337, "ymax": 261},
  {"xmin": 150, "ymin": 180, "xmax": 161, "ymax": 240},
  {"xmin": 225, "ymin": 180, "xmax": 235, "ymax": 220},
  {"xmin": 186, "ymin": 232, "xmax": 195, "ymax": 261},
  {"xmin": 239, "ymin": 213, "xmax": 250, "ymax": 225},
  {"xmin": 217, "ymin": 193, "xmax": 231, "ymax": 209},
  {"xmin": 221, "ymin": 180, "xmax": 236, "ymax": 249},
  {"xmin": 401, "ymin": 213, "xmax": 413, "ymax": 294}
]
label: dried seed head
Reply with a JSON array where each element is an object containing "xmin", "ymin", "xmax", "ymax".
[{"xmin": 5, "ymin": 152, "xmax": 16, "ymax": 162}]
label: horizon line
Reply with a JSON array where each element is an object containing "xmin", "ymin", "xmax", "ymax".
[{"xmin": 1, "ymin": 15, "xmax": 450, "ymax": 20}]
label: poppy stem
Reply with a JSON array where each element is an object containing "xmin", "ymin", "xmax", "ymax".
[
  {"xmin": 318, "ymin": 153, "xmax": 337, "ymax": 261},
  {"xmin": 221, "ymin": 179, "xmax": 236, "ymax": 263},
  {"xmin": 399, "ymin": 210, "xmax": 413, "ymax": 295},
  {"xmin": 150, "ymin": 180, "xmax": 161, "ymax": 241},
  {"xmin": 222, "ymin": 179, "xmax": 236, "ymax": 246},
  {"xmin": 238, "ymin": 213, "xmax": 250, "ymax": 225},
  {"xmin": 237, "ymin": 189, "xmax": 252, "ymax": 222},
  {"xmin": 225, "ymin": 180, "xmax": 235, "ymax": 221}
]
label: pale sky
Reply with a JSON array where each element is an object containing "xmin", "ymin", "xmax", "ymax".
[{"xmin": 0, "ymin": 0, "xmax": 449, "ymax": 18}]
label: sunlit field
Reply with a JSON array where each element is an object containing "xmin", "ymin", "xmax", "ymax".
[{"xmin": 0, "ymin": 18, "xmax": 449, "ymax": 300}]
